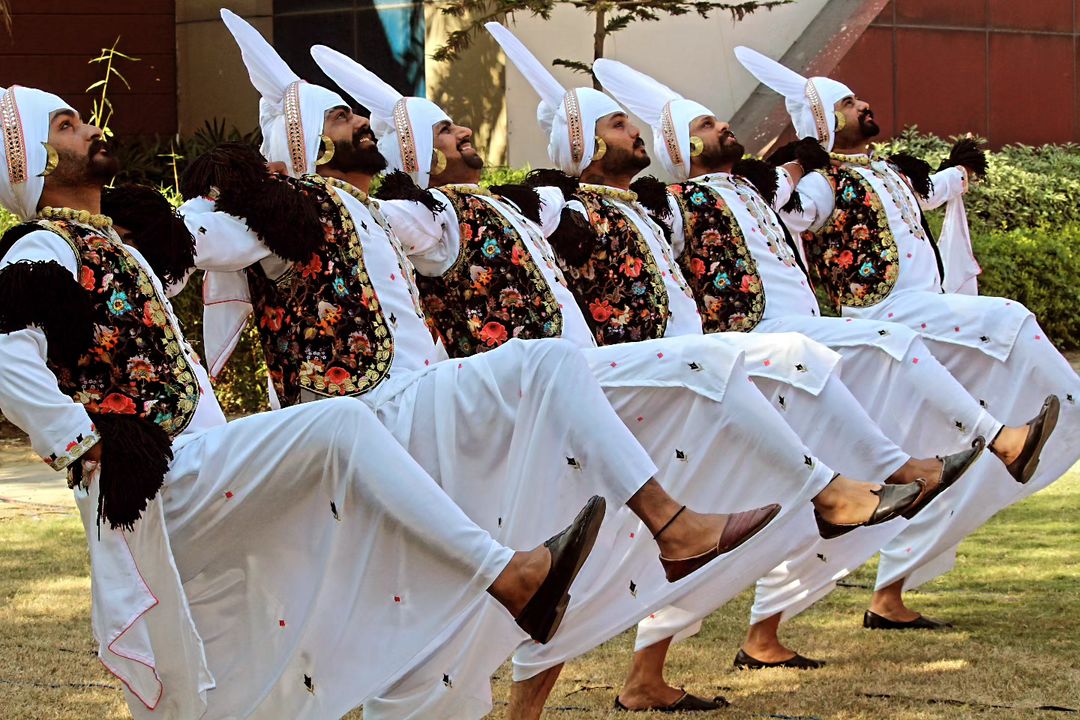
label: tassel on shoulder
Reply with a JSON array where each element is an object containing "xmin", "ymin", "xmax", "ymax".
[
  {"xmin": 374, "ymin": 170, "xmax": 446, "ymax": 215},
  {"xmin": 547, "ymin": 208, "xmax": 595, "ymax": 267},
  {"xmin": 733, "ymin": 158, "xmax": 779, "ymax": 206},
  {"xmin": 87, "ymin": 413, "xmax": 173, "ymax": 531},
  {"xmin": 489, "ymin": 184, "xmax": 543, "ymax": 224},
  {"xmin": 180, "ymin": 142, "xmax": 324, "ymax": 263},
  {"xmin": 525, "ymin": 169, "xmax": 580, "ymax": 200},
  {"xmin": 888, "ymin": 152, "xmax": 933, "ymax": 199},
  {"xmin": 102, "ymin": 184, "xmax": 196, "ymax": 287},
  {"xmin": 0, "ymin": 259, "xmax": 95, "ymax": 368},
  {"xmin": 629, "ymin": 176, "xmax": 671, "ymax": 221}
]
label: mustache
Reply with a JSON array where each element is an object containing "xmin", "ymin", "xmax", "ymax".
[
  {"xmin": 632, "ymin": 137, "xmax": 645, "ymax": 149},
  {"xmin": 859, "ymin": 108, "xmax": 876, "ymax": 121},
  {"xmin": 89, "ymin": 138, "xmax": 110, "ymax": 156}
]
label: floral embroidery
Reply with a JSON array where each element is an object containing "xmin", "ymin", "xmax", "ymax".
[
  {"xmin": 670, "ymin": 181, "xmax": 764, "ymax": 333},
  {"xmin": 32, "ymin": 219, "xmax": 200, "ymax": 439},
  {"xmin": 246, "ymin": 175, "xmax": 393, "ymax": 406},
  {"xmin": 555, "ymin": 190, "xmax": 669, "ymax": 345},
  {"xmin": 801, "ymin": 166, "xmax": 899, "ymax": 311},
  {"xmin": 413, "ymin": 189, "xmax": 562, "ymax": 358}
]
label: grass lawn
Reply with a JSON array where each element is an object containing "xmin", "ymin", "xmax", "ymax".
[{"xmin": 1, "ymin": 472, "xmax": 1077, "ymax": 719}]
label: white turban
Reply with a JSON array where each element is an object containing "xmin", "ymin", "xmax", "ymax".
[
  {"xmin": 734, "ymin": 46, "xmax": 853, "ymax": 152},
  {"xmin": 593, "ymin": 59, "xmax": 713, "ymax": 182},
  {"xmin": 485, "ymin": 22, "xmax": 622, "ymax": 176},
  {"xmin": 311, "ymin": 45, "xmax": 449, "ymax": 189},
  {"xmin": 221, "ymin": 9, "xmax": 348, "ymax": 177},
  {"xmin": 0, "ymin": 86, "xmax": 74, "ymax": 220}
]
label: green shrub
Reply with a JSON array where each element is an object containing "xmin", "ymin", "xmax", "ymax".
[
  {"xmin": 971, "ymin": 223, "xmax": 1080, "ymax": 350},
  {"xmin": 878, "ymin": 128, "xmax": 1080, "ymax": 233}
]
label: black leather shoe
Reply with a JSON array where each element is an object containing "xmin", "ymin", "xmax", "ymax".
[
  {"xmin": 903, "ymin": 437, "xmax": 986, "ymax": 519},
  {"xmin": 614, "ymin": 691, "xmax": 730, "ymax": 712},
  {"xmin": 814, "ymin": 481, "xmax": 923, "ymax": 540},
  {"xmin": 1004, "ymin": 395, "xmax": 1060, "ymax": 484},
  {"xmin": 733, "ymin": 648, "xmax": 825, "ymax": 670},
  {"xmin": 515, "ymin": 495, "xmax": 606, "ymax": 644},
  {"xmin": 863, "ymin": 609, "xmax": 952, "ymax": 630}
]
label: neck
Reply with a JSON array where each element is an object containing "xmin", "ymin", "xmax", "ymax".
[
  {"xmin": 430, "ymin": 167, "xmax": 482, "ymax": 186},
  {"xmin": 690, "ymin": 160, "xmax": 734, "ymax": 178},
  {"xmin": 830, "ymin": 139, "xmax": 872, "ymax": 156},
  {"xmin": 37, "ymin": 184, "xmax": 102, "ymax": 215},
  {"xmin": 579, "ymin": 166, "xmax": 633, "ymax": 191},
  {"xmin": 316, "ymin": 166, "xmax": 373, "ymax": 194}
]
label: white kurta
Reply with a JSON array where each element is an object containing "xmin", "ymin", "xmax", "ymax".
[
  {"xmin": 784, "ymin": 157, "xmax": 1080, "ymax": 590},
  {"xmin": 365, "ymin": 189, "xmax": 837, "ymax": 719},
  {"xmin": 0, "ymin": 228, "xmax": 520, "ymax": 719}
]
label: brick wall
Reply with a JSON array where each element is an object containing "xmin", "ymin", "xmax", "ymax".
[
  {"xmin": 833, "ymin": 0, "xmax": 1079, "ymax": 147},
  {"xmin": 0, "ymin": 0, "xmax": 177, "ymax": 135}
]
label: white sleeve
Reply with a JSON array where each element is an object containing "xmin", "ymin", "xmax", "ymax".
[
  {"xmin": 179, "ymin": 196, "xmax": 273, "ymax": 272},
  {"xmin": 780, "ymin": 172, "xmax": 835, "ymax": 234},
  {"xmin": 0, "ymin": 230, "xmax": 99, "ymax": 469},
  {"xmin": 378, "ymin": 194, "xmax": 461, "ymax": 277},
  {"xmin": 665, "ymin": 194, "xmax": 687, "ymax": 259},
  {"xmin": 773, "ymin": 167, "xmax": 795, "ymax": 211},
  {"xmin": 534, "ymin": 186, "xmax": 589, "ymax": 238},
  {"xmin": 921, "ymin": 166, "xmax": 969, "ymax": 210}
]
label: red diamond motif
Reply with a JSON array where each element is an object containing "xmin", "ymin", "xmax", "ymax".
[{"xmin": 225, "ymin": 491, "xmax": 234, "ymax": 499}]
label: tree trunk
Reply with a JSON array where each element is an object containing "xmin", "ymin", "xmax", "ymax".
[{"xmin": 592, "ymin": 3, "xmax": 605, "ymax": 89}]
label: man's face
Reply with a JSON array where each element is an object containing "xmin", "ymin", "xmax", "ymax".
[
  {"xmin": 44, "ymin": 110, "xmax": 117, "ymax": 189},
  {"xmin": 834, "ymin": 95, "xmax": 880, "ymax": 144},
  {"xmin": 689, "ymin": 114, "xmax": 743, "ymax": 171},
  {"xmin": 431, "ymin": 119, "xmax": 484, "ymax": 182},
  {"xmin": 321, "ymin": 107, "xmax": 387, "ymax": 175},
  {"xmin": 594, "ymin": 112, "xmax": 650, "ymax": 176}
]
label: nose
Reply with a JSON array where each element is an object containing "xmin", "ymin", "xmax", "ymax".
[
  {"xmin": 628, "ymin": 122, "xmax": 641, "ymax": 140},
  {"xmin": 456, "ymin": 125, "xmax": 472, "ymax": 141},
  {"xmin": 85, "ymin": 123, "xmax": 104, "ymax": 140},
  {"xmin": 717, "ymin": 122, "xmax": 731, "ymax": 135}
]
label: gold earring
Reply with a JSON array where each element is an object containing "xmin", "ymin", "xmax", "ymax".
[
  {"xmin": 431, "ymin": 149, "xmax": 448, "ymax": 176},
  {"xmin": 833, "ymin": 111, "xmax": 847, "ymax": 132},
  {"xmin": 593, "ymin": 137, "xmax": 607, "ymax": 161},
  {"xmin": 689, "ymin": 136, "xmax": 704, "ymax": 158},
  {"xmin": 39, "ymin": 142, "xmax": 59, "ymax": 177},
  {"xmin": 315, "ymin": 134, "xmax": 336, "ymax": 166}
]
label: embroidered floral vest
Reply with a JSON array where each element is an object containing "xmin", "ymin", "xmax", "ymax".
[
  {"xmin": 414, "ymin": 189, "xmax": 563, "ymax": 357},
  {"xmin": 669, "ymin": 181, "xmax": 765, "ymax": 333},
  {"xmin": 36, "ymin": 219, "xmax": 200, "ymax": 447},
  {"xmin": 800, "ymin": 165, "xmax": 899, "ymax": 311},
  {"xmin": 246, "ymin": 176, "xmax": 393, "ymax": 406},
  {"xmin": 558, "ymin": 190, "xmax": 669, "ymax": 345}
]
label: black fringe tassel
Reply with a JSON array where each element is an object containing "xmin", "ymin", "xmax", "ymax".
[
  {"xmin": 0, "ymin": 260, "xmax": 95, "ymax": 368},
  {"xmin": 888, "ymin": 153, "xmax": 933, "ymax": 199},
  {"xmin": 373, "ymin": 170, "xmax": 446, "ymax": 215},
  {"xmin": 102, "ymin": 184, "xmax": 196, "ymax": 287},
  {"xmin": 733, "ymin": 158, "xmax": 779, "ymax": 206},
  {"xmin": 180, "ymin": 142, "xmax": 323, "ymax": 263},
  {"xmin": 525, "ymin": 169, "xmax": 580, "ymax": 200},
  {"xmin": 489, "ymin": 184, "xmax": 542, "ymax": 224},
  {"xmin": 629, "ymin": 176, "xmax": 671, "ymax": 221},
  {"xmin": 547, "ymin": 208, "xmax": 595, "ymax": 267},
  {"xmin": 89, "ymin": 413, "xmax": 173, "ymax": 532},
  {"xmin": 939, "ymin": 137, "xmax": 987, "ymax": 178}
]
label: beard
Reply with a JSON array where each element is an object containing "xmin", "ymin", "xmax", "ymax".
[
  {"xmin": 460, "ymin": 148, "xmax": 485, "ymax": 170},
  {"xmin": 602, "ymin": 137, "xmax": 650, "ymax": 176},
  {"xmin": 858, "ymin": 109, "xmax": 881, "ymax": 139},
  {"xmin": 325, "ymin": 129, "xmax": 388, "ymax": 175},
  {"xmin": 51, "ymin": 139, "xmax": 118, "ymax": 187},
  {"xmin": 699, "ymin": 132, "xmax": 743, "ymax": 169}
]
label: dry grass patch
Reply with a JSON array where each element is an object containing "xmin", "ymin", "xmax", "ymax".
[{"xmin": 1, "ymin": 474, "xmax": 1077, "ymax": 719}]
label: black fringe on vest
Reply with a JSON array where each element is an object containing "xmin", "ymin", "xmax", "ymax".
[
  {"xmin": 372, "ymin": 170, "xmax": 446, "ymax": 215},
  {"xmin": 733, "ymin": 158, "xmax": 779, "ymax": 206},
  {"xmin": 888, "ymin": 153, "xmax": 933, "ymax": 199},
  {"xmin": 525, "ymin": 169, "xmax": 580, "ymax": 200},
  {"xmin": 0, "ymin": 259, "xmax": 95, "ymax": 368},
  {"xmin": 180, "ymin": 142, "xmax": 323, "ymax": 263},
  {"xmin": 489, "ymin": 184, "xmax": 542, "ymax": 225},
  {"xmin": 102, "ymin": 184, "xmax": 196, "ymax": 287}
]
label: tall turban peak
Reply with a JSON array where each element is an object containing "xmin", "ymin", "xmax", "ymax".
[
  {"xmin": 221, "ymin": 9, "xmax": 346, "ymax": 177},
  {"xmin": 733, "ymin": 45, "xmax": 853, "ymax": 152},
  {"xmin": 484, "ymin": 22, "xmax": 622, "ymax": 176},
  {"xmin": 593, "ymin": 59, "xmax": 714, "ymax": 182},
  {"xmin": 311, "ymin": 44, "xmax": 448, "ymax": 188}
]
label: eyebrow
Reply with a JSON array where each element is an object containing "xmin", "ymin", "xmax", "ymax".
[
  {"xmin": 51, "ymin": 110, "xmax": 76, "ymax": 123},
  {"xmin": 435, "ymin": 120, "xmax": 452, "ymax": 131}
]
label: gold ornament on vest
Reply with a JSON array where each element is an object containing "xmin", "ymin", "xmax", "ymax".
[
  {"xmin": 315, "ymin": 134, "xmax": 336, "ymax": 166},
  {"xmin": 593, "ymin": 137, "xmax": 607, "ymax": 161},
  {"xmin": 431, "ymin": 148, "xmax": 448, "ymax": 177},
  {"xmin": 689, "ymin": 136, "xmax": 704, "ymax": 158}
]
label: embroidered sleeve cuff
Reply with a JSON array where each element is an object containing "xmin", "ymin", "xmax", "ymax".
[{"xmin": 44, "ymin": 419, "xmax": 100, "ymax": 471}]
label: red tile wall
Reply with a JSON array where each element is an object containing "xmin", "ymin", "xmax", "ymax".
[
  {"xmin": 0, "ymin": 1, "xmax": 177, "ymax": 135},
  {"xmin": 829, "ymin": 0, "xmax": 1079, "ymax": 147}
]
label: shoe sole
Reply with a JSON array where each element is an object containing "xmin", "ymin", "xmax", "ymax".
[
  {"xmin": 533, "ymin": 497, "xmax": 606, "ymax": 643},
  {"xmin": 1015, "ymin": 396, "xmax": 1060, "ymax": 485}
]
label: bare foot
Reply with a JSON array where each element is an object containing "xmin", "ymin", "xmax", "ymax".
[
  {"xmin": 487, "ymin": 545, "xmax": 551, "ymax": 617},
  {"xmin": 991, "ymin": 424, "xmax": 1029, "ymax": 466},
  {"xmin": 889, "ymin": 457, "xmax": 943, "ymax": 493},
  {"xmin": 812, "ymin": 475, "xmax": 886, "ymax": 526}
]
